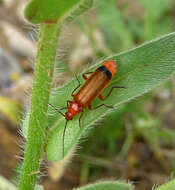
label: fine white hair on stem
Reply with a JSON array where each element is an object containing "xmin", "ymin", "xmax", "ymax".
[
  {"xmin": 15, "ymin": 155, "xmax": 24, "ymax": 161},
  {"xmin": 16, "ymin": 134, "xmax": 25, "ymax": 150},
  {"xmin": 152, "ymin": 183, "xmax": 159, "ymax": 190},
  {"xmin": 17, "ymin": 112, "xmax": 27, "ymax": 149},
  {"xmin": 27, "ymin": 57, "xmax": 35, "ymax": 70},
  {"xmin": 22, "ymin": 24, "xmax": 39, "ymax": 42},
  {"xmin": 55, "ymin": 23, "xmax": 73, "ymax": 63}
]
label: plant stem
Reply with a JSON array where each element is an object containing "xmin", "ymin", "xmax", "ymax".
[{"xmin": 18, "ymin": 23, "xmax": 61, "ymax": 190}]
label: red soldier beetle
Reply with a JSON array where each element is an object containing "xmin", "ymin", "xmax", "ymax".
[{"xmin": 49, "ymin": 60, "xmax": 125, "ymax": 157}]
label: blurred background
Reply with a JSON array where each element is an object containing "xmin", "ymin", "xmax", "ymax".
[{"xmin": 0, "ymin": 0, "xmax": 175, "ymax": 189}]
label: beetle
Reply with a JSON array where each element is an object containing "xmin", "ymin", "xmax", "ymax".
[{"xmin": 49, "ymin": 60, "xmax": 125, "ymax": 157}]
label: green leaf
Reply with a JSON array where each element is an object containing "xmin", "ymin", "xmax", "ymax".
[
  {"xmin": 139, "ymin": 0, "xmax": 172, "ymax": 40},
  {"xmin": 46, "ymin": 32, "xmax": 175, "ymax": 161},
  {"xmin": 24, "ymin": 0, "xmax": 93, "ymax": 24},
  {"xmin": 97, "ymin": 0, "xmax": 133, "ymax": 51},
  {"xmin": 155, "ymin": 179, "xmax": 175, "ymax": 190},
  {"xmin": 73, "ymin": 181, "xmax": 134, "ymax": 190}
]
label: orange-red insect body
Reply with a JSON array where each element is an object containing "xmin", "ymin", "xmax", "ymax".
[
  {"xmin": 49, "ymin": 60, "xmax": 124, "ymax": 157},
  {"xmin": 65, "ymin": 60, "xmax": 117, "ymax": 120}
]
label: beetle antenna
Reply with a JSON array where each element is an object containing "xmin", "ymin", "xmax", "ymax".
[
  {"xmin": 62, "ymin": 120, "xmax": 68, "ymax": 158},
  {"xmin": 48, "ymin": 103, "xmax": 66, "ymax": 117}
]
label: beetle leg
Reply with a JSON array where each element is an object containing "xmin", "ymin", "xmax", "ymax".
[
  {"xmin": 79, "ymin": 111, "xmax": 84, "ymax": 129},
  {"xmin": 67, "ymin": 100, "xmax": 73, "ymax": 108},
  {"xmin": 98, "ymin": 94, "xmax": 104, "ymax": 101},
  {"xmin": 91, "ymin": 103, "xmax": 114, "ymax": 110},
  {"xmin": 88, "ymin": 104, "xmax": 92, "ymax": 110},
  {"xmin": 62, "ymin": 120, "xmax": 68, "ymax": 158},
  {"xmin": 48, "ymin": 103, "xmax": 66, "ymax": 117},
  {"xmin": 82, "ymin": 72, "xmax": 93, "ymax": 80},
  {"xmin": 100, "ymin": 86, "xmax": 125, "ymax": 100},
  {"xmin": 71, "ymin": 75, "xmax": 81, "ymax": 97}
]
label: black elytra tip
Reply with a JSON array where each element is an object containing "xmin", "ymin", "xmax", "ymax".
[{"xmin": 97, "ymin": 65, "xmax": 112, "ymax": 80}]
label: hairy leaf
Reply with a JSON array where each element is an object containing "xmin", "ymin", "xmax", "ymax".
[
  {"xmin": 73, "ymin": 180, "xmax": 134, "ymax": 190},
  {"xmin": 46, "ymin": 32, "xmax": 175, "ymax": 161},
  {"xmin": 155, "ymin": 179, "xmax": 175, "ymax": 190},
  {"xmin": 24, "ymin": 0, "xmax": 93, "ymax": 24}
]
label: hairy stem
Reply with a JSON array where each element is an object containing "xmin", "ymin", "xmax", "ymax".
[{"xmin": 18, "ymin": 23, "xmax": 61, "ymax": 190}]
